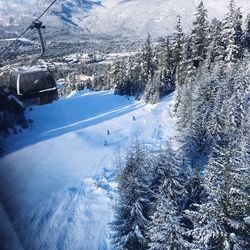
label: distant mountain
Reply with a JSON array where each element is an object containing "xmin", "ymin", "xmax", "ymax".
[
  {"xmin": 51, "ymin": 0, "xmax": 102, "ymax": 26},
  {"xmin": 0, "ymin": 0, "xmax": 101, "ymax": 26},
  {"xmin": 0, "ymin": 0, "xmax": 250, "ymax": 38}
]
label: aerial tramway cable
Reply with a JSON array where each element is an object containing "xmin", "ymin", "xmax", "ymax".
[{"xmin": 0, "ymin": 0, "xmax": 59, "ymax": 59}]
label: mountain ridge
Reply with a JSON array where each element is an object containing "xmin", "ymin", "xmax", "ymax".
[{"xmin": 0, "ymin": 0, "xmax": 249, "ymax": 37}]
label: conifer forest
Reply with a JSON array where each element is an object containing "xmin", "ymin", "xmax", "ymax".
[
  {"xmin": 0, "ymin": 0, "xmax": 249, "ymax": 249},
  {"xmin": 111, "ymin": 1, "xmax": 250, "ymax": 249}
]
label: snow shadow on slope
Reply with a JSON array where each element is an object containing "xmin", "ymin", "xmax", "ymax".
[{"xmin": 4, "ymin": 91, "xmax": 141, "ymax": 155}]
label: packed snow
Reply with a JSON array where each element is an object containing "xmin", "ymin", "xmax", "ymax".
[{"xmin": 0, "ymin": 90, "xmax": 176, "ymax": 249}]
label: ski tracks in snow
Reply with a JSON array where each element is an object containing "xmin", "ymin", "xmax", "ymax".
[
  {"xmin": 19, "ymin": 171, "xmax": 115, "ymax": 250},
  {"xmin": 0, "ymin": 90, "xmax": 176, "ymax": 249}
]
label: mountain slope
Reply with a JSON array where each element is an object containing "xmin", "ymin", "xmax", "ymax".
[
  {"xmin": 0, "ymin": 90, "xmax": 176, "ymax": 249},
  {"xmin": 1, "ymin": 0, "xmax": 249, "ymax": 37},
  {"xmin": 81, "ymin": 0, "xmax": 250, "ymax": 36}
]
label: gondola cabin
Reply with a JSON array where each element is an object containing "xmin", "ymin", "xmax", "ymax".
[{"xmin": 9, "ymin": 66, "xmax": 58, "ymax": 105}]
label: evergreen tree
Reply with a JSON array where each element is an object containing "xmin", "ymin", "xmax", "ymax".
[
  {"xmin": 186, "ymin": 63, "xmax": 250, "ymax": 247},
  {"xmin": 148, "ymin": 196, "xmax": 188, "ymax": 250},
  {"xmin": 243, "ymin": 14, "xmax": 250, "ymax": 52},
  {"xmin": 148, "ymin": 145, "xmax": 189, "ymax": 250},
  {"xmin": 109, "ymin": 60, "xmax": 125, "ymax": 94},
  {"xmin": 207, "ymin": 18, "xmax": 224, "ymax": 63},
  {"xmin": 155, "ymin": 37, "xmax": 174, "ymax": 86},
  {"xmin": 191, "ymin": 65, "xmax": 219, "ymax": 155},
  {"xmin": 163, "ymin": 38, "xmax": 176, "ymax": 93},
  {"xmin": 183, "ymin": 167, "xmax": 204, "ymax": 212},
  {"xmin": 172, "ymin": 16, "xmax": 185, "ymax": 71},
  {"xmin": 142, "ymin": 33, "xmax": 155, "ymax": 82},
  {"xmin": 121, "ymin": 56, "xmax": 140, "ymax": 97},
  {"xmin": 111, "ymin": 143, "xmax": 151, "ymax": 250},
  {"xmin": 222, "ymin": 0, "xmax": 244, "ymax": 63},
  {"xmin": 155, "ymin": 37, "xmax": 168, "ymax": 79},
  {"xmin": 151, "ymin": 144, "xmax": 184, "ymax": 200},
  {"xmin": 176, "ymin": 67, "xmax": 200, "ymax": 166},
  {"xmin": 191, "ymin": 1, "xmax": 209, "ymax": 68},
  {"xmin": 206, "ymin": 78, "xmax": 227, "ymax": 146},
  {"xmin": 143, "ymin": 78, "xmax": 161, "ymax": 104},
  {"xmin": 187, "ymin": 139, "xmax": 250, "ymax": 249},
  {"xmin": 175, "ymin": 36, "xmax": 193, "ymax": 87},
  {"xmin": 234, "ymin": 7, "xmax": 244, "ymax": 59}
]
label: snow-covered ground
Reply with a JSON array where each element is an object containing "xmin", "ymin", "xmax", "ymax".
[
  {"xmin": 0, "ymin": 202, "xmax": 23, "ymax": 250},
  {"xmin": 0, "ymin": 90, "xmax": 176, "ymax": 249}
]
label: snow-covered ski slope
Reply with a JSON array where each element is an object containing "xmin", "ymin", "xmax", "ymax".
[{"xmin": 0, "ymin": 90, "xmax": 176, "ymax": 249}]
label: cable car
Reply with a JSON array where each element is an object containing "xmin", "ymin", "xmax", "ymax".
[
  {"xmin": 7, "ymin": 20, "xmax": 58, "ymax": 105},
  {"xmin": 9, "ymin": 66, "xmax": 58, "ymax": 105}
]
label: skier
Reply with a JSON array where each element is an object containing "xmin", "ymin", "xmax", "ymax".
[
  {"xmin": 104, "ymin": 140, "xmax": 109, "ymax": 146},
  {"xmin": 133, "ymin": 116, "xmax": 136, "ymax": 121},
  {"xmin": 107, "ymin": 129, "xmax": 110, "ymax": 135}
]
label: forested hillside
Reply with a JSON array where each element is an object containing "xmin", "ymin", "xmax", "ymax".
[
  {"xmin": 0, "ymin": 0, "xmax": 249, "ymax": 249},
  {"xmin": 111, "ymin": 1, "xmax": 250, "ymax": 249}
]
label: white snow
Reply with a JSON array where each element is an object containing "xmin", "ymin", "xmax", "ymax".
[
  {"xmin": 0, "ymin": 202, "xmax": 23, "ymax": 250},
  {"xmin": 1, "ymin": 0, "xmax": 249, "ymax": 37},
  {"xmin": 0, "ymin": 90, "xmax": 176, "ymax": 249},
  {"xmin": 0, "ymin": 37, "xmax": 30, "ymax": 42}
]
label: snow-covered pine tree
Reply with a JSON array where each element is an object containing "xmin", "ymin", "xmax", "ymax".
[
  {"xmin": 207, "ymin": 18, "xmax": 224, "ymax": 63},
  {"xmin": 186, "ymin": 67, "xmax": 250, "ymax": 247},
  {"xmin": 228, "ymin": 77, "xmax": 247, "ymax": 130},
  {"xmin": 132, "ymin": 57, "xmax": 145, "ymax": 97},
  {"xmin": 172, "ymin": 16, "xmax": 185, "ymax": 72},
  {"xmin": 148, "ymin": 144, "xmax": 189, "ymax": 250},
  {"xmin": 163, "ymin": 38, "xmax": 176, "ymax": 94},
  {"xmin": 191, "ymin": 0, "xmax": 209, "ymax": 68},
  {"xmin": 176, "ymin": 66, "xmax": 200, "ymax": 166},
  {"xmin": 141, "ymin": 33, "xmax": 155, "ymax": 83},
  {"xmin": 143, "ymin": 77, "xmax": 161, "ymax": 104},
  {"xmin": 213, "ymin": 55, "xmax": 248, "ymax": 145},
  {"xmin": 122, "ymin": 56, "xmax": 138, "ymax": 97},
  {"xmin": 148, "ymin": 196, "xmax": 188, "ymax": 250},
  {"xmin": 109, "ymin": 60, "xmax": 126, "ymax": 95},
  {"xmin": 111, "ymin": 143, "xmax": 152, "ymax": 250},
  {"xmin": 234, "ymin": 7, "xmax": 244, "ymax": 59},
  {"xmin": 154, "ymin": 37, "xmax": 175, "ymax": 96},
  {"xmin": 243, "ymin": 14, "xmax": 250, "ymax": 52},
  {"xmin": 123, "ymin": 55, "xmax": 145, "ymax": 98},
  {"xmin": 182, "ymin": 167, "xmax": 204, "ymax": 213},
  {"xmin": 174, "ymin": 36, "xmax": 194, "ymax": 114},
  {"xmin": 187, "ymin": 135, "xmax": 250, "ymax": 250},
  {"xmin": 206, "ymin": 76, "xmax": 227, "ymax": 147},
  {"xmin": 155, "ymin": 37, "xmax": 168, "ymax": 80},
  {"xmin": 180, "ymin": 167, "xmax": 205, "ymax": 247},
  {"xmin": 175, "ymin": 35, "xmax": 194, "ymax": 95},
  {"xmin": 151, "ymin": 144, "xmax": 184, "ymax": 200},
  {"xmin": 155, "ymin": 37, "xmax": 169, "ymax": 81},
  {"xmin": 222, "ymin": 0, "xmax": 244, "ymax": 63},
  {"xmin": 191, "ymin": 65, "xmax": 220, "ymax": 155}
]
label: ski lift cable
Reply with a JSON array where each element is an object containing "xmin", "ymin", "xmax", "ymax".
[
  {"xmin": 0, "ymin": 0, "xmax": 59, "ymax": 58},
  {"xmin": 36, "ymin": 0, "xmax": 59, "ymax": 20}
]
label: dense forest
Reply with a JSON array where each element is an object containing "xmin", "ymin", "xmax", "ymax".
[{"xmin": 111, "ymin": 0, "xmax": 250, "ymax": 249}]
